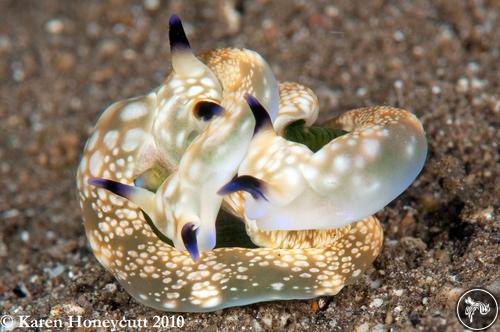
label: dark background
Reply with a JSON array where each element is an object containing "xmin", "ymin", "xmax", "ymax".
[{"xmin": 1, "ymin": 0, "xmax": 499, "ymax": 330}]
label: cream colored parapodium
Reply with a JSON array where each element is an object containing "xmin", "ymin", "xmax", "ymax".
[{"xmin": 229, "ymin": 102, "xmax": 427, "ymax": 232}]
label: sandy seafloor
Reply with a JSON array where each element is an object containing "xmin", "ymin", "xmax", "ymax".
[{"xmin": 0, "ymin": 0, "xmax": 499, "ymax": 331}]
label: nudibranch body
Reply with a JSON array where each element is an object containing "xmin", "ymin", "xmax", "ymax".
[{"xmin": 77, "ymin": 15, "xmax": 426, "ymax": 312}]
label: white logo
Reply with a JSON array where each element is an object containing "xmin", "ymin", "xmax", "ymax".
[
  {"xmin": 465, "ymin": 296, "xmax": 491, "ymax": 323},
  {"xmin": 456, "ymin": 288, "xmax": 498, "ymax": 331}
]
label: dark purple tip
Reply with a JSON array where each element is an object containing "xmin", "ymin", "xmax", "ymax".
[
  {"xmin": 169, "ymin": 14, "xmax": 190, "ymax": 51},
  {"xmin": 181, "ymin": 223, "xmax": 199, "ymax": 262},
  {"xmin": 193, "ymin": 101, "xmax": 224, "ymax": 121},
  {"xmin": 244, "ymin": 94, "xmax": 272, "ymax": 135},
  {"xmin": 218, "ymin": 175, "xmax": 268, "ymax": 201},
  {"xmin": 88, "ymin": 178, "xmax": 133, "ymax": 199}
]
